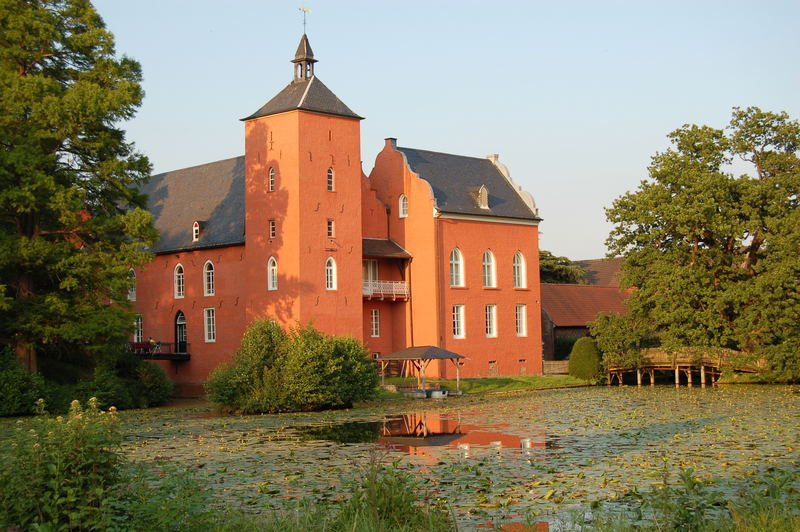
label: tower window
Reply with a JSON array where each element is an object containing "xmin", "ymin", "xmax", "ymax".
[
  {"xmin": 327, "ymin": 219, "xmax": 335, "ymax": 238},
  {"xmin": 268, "ymin": 257, "xmax": 278, "ymax": 291},
  {"xmin": 327, "ymin": 168, "xmax": 334, "ymax": 192},
  {"xmin": 268, "ymin": 167, "xmax": 275, "ymax": 192},
  {"xmin": 269, "ymin": 220, "xmax": 277, "ymax": 239},
  {"xmin": 325, "ymin": 257, "xmax": 337, "ymax": 290}
]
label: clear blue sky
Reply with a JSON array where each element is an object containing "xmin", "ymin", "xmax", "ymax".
[{"xmin": 93, "ymin": 0, "xmax": 800, "ymax": 260}]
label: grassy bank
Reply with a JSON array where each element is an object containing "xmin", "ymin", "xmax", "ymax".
[{"xmin": 379, "ymin": 374, "xmax": 588, "ymax": 395}]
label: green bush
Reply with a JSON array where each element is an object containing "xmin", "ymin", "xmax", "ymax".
[
  {"xmin": 568, "ymin": 337, "xmax": 602, "ymax": 381},
  {"xmin": 137, "ymin": 362, "xmax": 175, "ymax": 407},
  {"xmin": 207, "ymin": 320, "xmax": 378, "ymax": 414},
  {"xmin": 0, "ymin": 348, "xmax": 45, "ymax": 416},
  {"xmin": 77, "ymin": 365, "xmax": 137, "ymax": 409},
  {"xmin": 0, "ymin": 398, "xmax": 122, "ymax": 530}
]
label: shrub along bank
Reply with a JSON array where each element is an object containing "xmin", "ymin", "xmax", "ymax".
[{"xmin": 206, "ymin": 320, "xmax": 378, "ymax": 414}]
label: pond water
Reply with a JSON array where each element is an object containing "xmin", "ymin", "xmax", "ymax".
[{"xmin": 119, "ymin": 385, "xmax": 800, "ymax": 528}]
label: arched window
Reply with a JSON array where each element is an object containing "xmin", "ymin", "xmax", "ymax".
[
  {"xmin": 482, "ymin": 250, "xmax": 496, "ymax": 288},
  {"xmin": 325, "ymin": 257, "xmax": 337, "ymax": 290},
  {"xmin": 513, "ymin": 251, "xmax": 526, "ymax": 288},
  {"xmin": 268, "ymin": 257, "xmax": 278, "ymax": 291},
  {"xmin": 268, "ymin": 167, "xmax": 275, "ymax": 192},
  {"xmin": 174, "ymin": 264, "xmax": 185, "ymax": 298},
  {"xmin": 449, "ymin": 248, "xmax": 464, "ymax": 287},
  {"xmin": 203, "ymin": 261, "xmax": 215, "ymax": 296},
  {"xmin": 327, "ymin": 168, "xmax": 334, "ymax": 191},
  {"xmin": 127, "ymin": 269, "xmax": 136, "ymax": 301},
  {"xmin": 399, "ymin": 194, "xmax": 408, "ymax": 218}
]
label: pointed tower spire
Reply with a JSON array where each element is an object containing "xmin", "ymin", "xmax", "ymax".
[{"xmin": 292, "ymin": 34, "xmax": 317, "ymax": 81}]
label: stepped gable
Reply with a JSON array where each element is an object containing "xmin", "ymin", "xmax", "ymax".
[
  {"xmin": 397, "ymin": 147, "xmax": 539, "ymax": 220},
  {"xmin": 141, "ymin": 156, "xmax": 245, "ymax": 253}
]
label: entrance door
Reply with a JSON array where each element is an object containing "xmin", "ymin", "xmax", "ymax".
[{"xmin": 175, "ymin": 311, "xmax": 187, "ymax": 353}]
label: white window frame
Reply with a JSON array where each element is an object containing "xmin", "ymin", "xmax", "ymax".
[
  {"xmin": 513, "ymin": 251, "xmax": 527, "ymax": 288},
  {"xmin": 127, "ymin": 269, "xmax": 136, "ymax": 301},
  {"xmin": 485, "ymin": 304, "xmax": 497, "ymax": 338},
  {"xmin": 268, "ymin": 219, "xmax": 277, "ymax": 239},
  {"xmin": 268, "ymin": 257, "xmax": 278, "ymax": 291},
  {"xmin": 203, "ymin": 261, "xmax": 215, "ymax": 296},
  {"xmin": 268, "ymin": 167, "xmax": 275, "ymax": 192},
  {"xmin": 325, "ymin": 257, "xmax": 337, "ymax": 290},
  {"xmin": 327, "ymin": 168, "xmax": 334, "ymax": 192},
  {"xmin": 449, "ymin": 248, "xmax": 464, "ymax": 287},
  {"xmin": 516, "ymin": 304, "xmax": 527, "ymax": 337},
  {"xmin": 174, "ymin": 264, "xmax": 185, "ymax": 298},
  {"xmin": 327, "ymin": 219, "xmax": 335, "ymax": 238},
  {"xmin": 482, "ymin": 250, "xmax": 496, "ymax": 288},
  {"xmin": 399, "ymin": 194, "xmax": 408, "ymax": 218},
  {"xmin": 192, "ymin": 222, "xmax": 200, "ymax": 242},
  {"xmin": 370, "ymin": 309, "xmax": 380, "ymax": 337},
  {"xmin": 133, "ymin": 314, "xmax": 143, "ymax": 343},
  {"xmin": 204, "ymin": 307, "xmax": 216, "ymax": 342},
  {"xmin": 452, "ymin": 304, "xmax": 465, "ymax": 339}
]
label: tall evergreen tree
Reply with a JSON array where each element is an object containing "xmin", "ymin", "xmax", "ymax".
[
  {"xmin": 596, "ymin": 107, "xmax": 800, "ymax": 380},
  {"xmin": 0, "ymin": 0, "xmax": 156, "ymax": 372}
]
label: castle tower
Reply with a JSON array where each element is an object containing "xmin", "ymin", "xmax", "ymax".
[{"xmin": 241, "ymin": 34, "xmax": 364, "ymax": 338}]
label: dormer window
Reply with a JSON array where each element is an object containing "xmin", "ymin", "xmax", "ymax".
[
  {"xmin": 478, "ymin": 185, "xmax": 489, "ymax": 209},
  {"xmin": 192, "ymin": 221, "xmax": 201, "ymax": 242}
]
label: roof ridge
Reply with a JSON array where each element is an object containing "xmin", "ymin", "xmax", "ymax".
[
  {"xmin": 398, "ymin": 146, "xmax": 490, "ymax": 162},
  {"xmin": 155, "ymin": 154, "xmax": 245, "ymax": 176},
  {"xmin": 298, "ymin": 76, "xmax": 315, "ymax": 107}
]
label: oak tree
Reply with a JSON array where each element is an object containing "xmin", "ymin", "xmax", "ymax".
[
  {"xmin": 0, "ymin": 0, "xmax": 156, "ymax": 372},
  {"xmin": 595, "ymin": 107, "xmax": 800, "ymax": 380}
]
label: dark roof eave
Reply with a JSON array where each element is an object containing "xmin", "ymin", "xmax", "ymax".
[
  {"xmin": 437, "ymin": 209, "xmax": 542, "ymax": 223},
  {"xmin": 152, "ymin": 240, "xmax": 246, "ymax": 255},
  {"xmin": 240, "ymin": 108, "xmax": 364, "ymax": 122}
]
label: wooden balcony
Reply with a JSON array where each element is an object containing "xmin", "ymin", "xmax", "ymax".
[
  {"xmin": 128, "ymin": 342, "xmax": 190, "ymax": 361},
  {"xmin": 362, "ymin": 280, "xmax": 409, "ymax": 301}
]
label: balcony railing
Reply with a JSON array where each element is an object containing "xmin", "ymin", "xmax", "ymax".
[
  {"xmin": 362, "ymin": 280, "xmax": 409, "ymax": 300},
  {"xmin": 128, "ymin": 342, "xmax": 191, "ymax": 361}
]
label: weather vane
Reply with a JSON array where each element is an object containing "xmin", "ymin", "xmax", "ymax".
[{"xmin": 299, "ymin": 7, "xmax": 311, "ymax": 34}]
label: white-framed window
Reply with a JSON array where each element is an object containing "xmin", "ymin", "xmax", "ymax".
[
  {"xmin": 268, "ymin": 257, "xmax": 278, "ymax": 290},
  {"xmin": 174, "ymin": 264, "xmax": 185, "ymax": 298},
  {"xmin": 203, "ymin": 261, "xmax": 215, "ymax": 296},
  {"xmin": 513, "ymin": 251, "xmax": 526, "ymax": 288},
  {"xmin": 399, "ymin": 194, "xmax": 408, "ymax": 218},
  {"xmin": 452, "ymin": 304, "xmax": 465, "ymax": 339},
  {"xmin": 268, "ymin": 167, "xmax": 275, "ymax": 192},
  {"xmin": 449, "ymin": 248, "xmax": 464, "ymax": 287},
  {"xmin": 516, "ymin": 304, "xmax": 527, "ymax": 337},
  {"xmin": 482, "ymin": 250, "xmax": 496, "ymax": 288},
  {"xmin": 133, "ymin": 314, "xmax": 143, "ymax": 343},
  {"xmin": 192, "ymin": 221, "xmax": 200, "ymax": 242},
  {"xmin": 325, "ymin": 257, "xmax": 337, "ymax": 290},
  {"xmin": 268, "ymin": 219, "xmax": 277, "ymax": 239},
  {"xmin": 327, "ymin": 168, "xmax": 334, "ymax": 191},
  {"xmin": 127, "ymin": 269, "xmax": 136, "ymax": 301},
  {"xmin": 327, "ymin": 219, "xmax": 335, "ymax": 238},
  {"xmin": 370, "ymin": 309, "xmax": 380, "ymax": 337},
  {"xmin": 362, "ymin": 259, "xmax": 378, "ymax": 283},
  {"xmin": 485, "ymin": 304, "xmax": 497, "ymax": 337},
  {"xmin": 477, "ymin": 185, "xmax": 489, "ymax": 209},
  {"xmin": 204, "ymin": 308, "xmax": 216, "ymax": 342}
]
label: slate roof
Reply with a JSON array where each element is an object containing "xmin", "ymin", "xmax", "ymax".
[
  {"xmin": 243, "ymin": 76, "xmax": 362, "ymax": 121},
  {"xmin": 396, "ymin": 147, "xmax": 539, "ymax": 220},
  {"xmin": 541, "ymin": 284, "xmax": 628, "ymax": 327},
  {"xmin": 362, "ymin": 238, "xmax": 412, "ymax": 259},
  {"xmin": 380, "ymin": 346, "xmax": 465, "ymax": 361},
  {"xmin": 140, "ymin": 156, "xmax": 245, "ymax": 254},
  {"xmin": 575, "ymin": 257, "xmax": 624, "ymax": 287}
]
